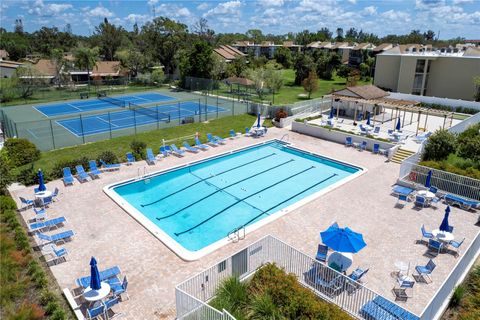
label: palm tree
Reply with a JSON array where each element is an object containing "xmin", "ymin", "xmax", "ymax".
[{"xmin": 74, "ymin": 47, "xmax": 99, "ymax": 90}]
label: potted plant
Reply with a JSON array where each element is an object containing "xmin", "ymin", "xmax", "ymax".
[{"xmin": 273, "ymin": 108, "xmax": 288, "ymax": 127}]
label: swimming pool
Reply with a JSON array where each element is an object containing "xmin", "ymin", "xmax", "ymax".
[{"xmin": 105, "ymin": 140, "xmax": 365, "ymax": 260}]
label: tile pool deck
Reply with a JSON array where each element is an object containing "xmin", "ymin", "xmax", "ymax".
[{"xmin": 11, "ymin": 127, "xmax": 479, "ymax": 319}]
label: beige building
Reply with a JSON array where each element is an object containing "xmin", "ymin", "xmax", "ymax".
[{"xmin": 374, "ymin": 46, "xmax": 480, "ymax": 101}]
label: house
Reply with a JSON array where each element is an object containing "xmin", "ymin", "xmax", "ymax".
[
  {"xmin": 232, "ymin": 41, "xmax": 302, "ymax": 59},
  {"xmin": 374, "ymin": 46, "xmax": 480, "ymax": 100},
  {"xmin": 348, "ymin": 43, "xmax": 375, "ymax": 66},
  {"xmin": 282, "ymin": 41, "xmax": 302, "ymax": 54},
  {"xmin": 0, "ymin": 61, "xmax": 23, "ymax": 78},
  {"xmin": 214, "ymin": 45, "xmax": 246, "ymax": 62}
]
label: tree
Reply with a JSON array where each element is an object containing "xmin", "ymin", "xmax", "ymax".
[
  {"xmin": 246, "ymin": 68, "xmax": 267, "ymax": 100},
  {"xmin": 422, "ymin": 130, "xmax": 456, "ymax": 161},
  {"xmin": 424, "ymin": 30, "xmax": 435, "ymax": 41},
  {"xmin": 179, "ymin": 40, "xmax": 213, "ymax": 80},
  {"xmin": 246, "ymin": 29, "xmax": 264, "ymax": 43},
  {"xmin": 51, "ymin": 48, "xmax": 69, "ymax": 88},
  {"xmin": 227, "ymin": 56, "xmax": 247, "ymax": 77},
  {"xmin": 359, "ymin": 63, "xmax": 369, "ymax": 78},
  {"xmin": 335, "ymin": 27, "xmax": 344, "ymax": 41},
  {"xmin": 115, "ymin": 48, "xmax": 147, "ymax": 78},
  {"xmin": 14, "ymin": 19, "xmax": 23, "ymax": 34},
  {"xmin": 151, "ymin": 68, "xmax": 165, "ymax": 84},
  {"xmin": 0, "ymin": 151, "xmax": 14, "ymax": 195},
  {"xmin": 14, "ymin": 65, "xmax": 48, "ymax": 99},
  {"xmin": 273, "ymin": 47, "xmax": 293, "ymax": 68},
  {"xmin": 74, "ymin": 46, "xmax": 99, "ymax": 89},
  {"xmin": 264, "ymin": 67, "xmax": 283, "ymax": 104},
  {"xmin": 316, "ymin": 27, "xmax": 332, "ymax": 41},
  {"xmin": 193, "ymin": 18, "xmax": 215, "ymax": 44},
  {"xmin": 95, "ymin": 18, "xmax": 125, "ymax": 61},
  {"xmin": 302, "ymin": 71, "xmax": 318, "ymax": 99},
  {"xmin": 473, "ymin": 76, "xmax": 480, "ymax": 102},
  {"xmin": 293, "ymin": 54, "xmax": 315, "ymax": 85},
  {"xmin": 211, "ymin": 53, "xmax": 227, "ymax": 81},
  {"xmin": 336, "ymin": 64, "xmax": 352, "ymax": 82}
]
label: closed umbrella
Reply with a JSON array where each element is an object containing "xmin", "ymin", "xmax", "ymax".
[
  {"xmin": 396, "ymin": 117, "xmax": 401, "ymax": 131},
  {"xmin": 366, "ymin": 112, "xmax": 371, "ymax": 126},
  {"xmin": 89, "ymin": 257, "xmax": 101, "ymax": 290},
  {"xmin": 439, "ymin": 206, "xmax": 451, "ymax": 232},
  {"xmin": 37, "ymin": 169, "xmax": 46, "ymax": 192},
  {"xmin": 320, "ymin": 226, "xmax": 367, "ymax": 253},
  {"xmin": 425, "ymin": 170, "xmax": 432, "ymax": 188},
  {"xmin": 256, "ymin": 113, "xmax": 261, "ymax": 128},
  {"xmin": 329, "ymin": 107, "xmax": 334, "ymax": 119}
]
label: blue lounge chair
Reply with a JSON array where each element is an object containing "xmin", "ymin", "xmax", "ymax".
[
  {"xmin": 449, "ymin": 238, "xmax": 465, "ymax": 256},
  {"xmin": 126, "ymin": 152, "xmax": 135, "ymax": 165},
  {"xmin": 229, "ymin": 129, "xmax": 240, "ymax": 139},
  {"xmin": 213, "ymin": 135, "xmax": 226, "ymax": 144},
  {"xmin": 29, "ymin": 216, "xmax": 66, "ymax": 233},
  {"xmin": 42, "ymin": 244, "xmax": 68, "ymax": 264},
  {"xmin": 315, "ymin": 244, "xmax": 328, "ymax": 262},
  {"xmin": 373, "ymin": 126, "xmax": 380, "ymax": 135},
  {"xmin": 206, "ymin": 133, "xmax": 219, "ymax": 146},
  {"xmin": 392, "ymin": 185, "xmax": 414, "ymax": 197},
  {"xmin": 20, "ymin": 196, "xmax": 34, "ymax": 209},
  {"xmin": 37, "ymin": 230, "xmax": 74, "ymax": 245},
  {"xmin": 100, "ymin": 159, "xmax": 121, "ymax": 171},
  {"xmin": 359, "ymin": 126, "xmax": 367, "ymax": 135},
  {"xmin": 183, "ymin": 141, "xmax": 199, "ymax": 153},
  {"xmin": 62, "ymin": 167, "xmax": 74, "ymax": 185},
  {"xmin": 415, "ymin": 259, "xmax": 436, "ymax": 283},
  {"xmin": 415, "ymin": 195, "xmax": 427, "ymax": 208},
  {"xmin": 245, "ymin": 127, "xmax": 252, "ymax": 137},
  {"xmin": 428, "ymin": 239, "xmax": 444, "ymax": 256},
  {"xmin": 421, "ymin": 225, "xmax": 433, "ymax": 241},
  {"xmin": 444, "ymin": 194, "xmax": 480, "ymax": 211},
  {"xmin": 110, "ymin": 276, "xmax": 129, "ymax": 300},
  {"xmin": 373, "ymin": 143, "xmax": 380, "ymax": 154},
  {"xmin": 358, "ymin": 141, "xmax": 367, "ymax": 151},
  {"xmin": 146, "ymin": 148, "xmax": 156, "ymax": 165},
  {"xmin": 396, "ymin": 194, "xmax": 408, "ymax": 207},
  {"xmin": 345, "ymin": 137, "xmax": 352, "ymax": 147},
  {"xmin": 195, "ymin": 138, "xmax": 209, "ymax": 150},
  {"xmin": 75, "ymin": 165, "xmax": 89, "ymax": 182},
  {"xmin": 429, "ymin": 186, "xmax": 438, "ymax": 194},
  {"xmin": 393, "ymin": 279, "xmax": 415, "ymax": 301},
  {"xmin": 87, "ymin": 304, "xmax": 105, "ymax": 320},
  {"xmin": 159, "ymin": 146, "xmax": 169, "ymax": 158},
  {"xmin": 374, "ymin": 296, "xmax": 419, "ymax": 320},
  {"xmin": 88, "ymin": 160, "xmax": 102, "ymax": 178},
  {"xmin": 171, "ymin": 144, "xmax": 185, "ymax": 157},
  {"xmin": 76, "ymin": 266, "xmax": 121, "ymax": 288}
]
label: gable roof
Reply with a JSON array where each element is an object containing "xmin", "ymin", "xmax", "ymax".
[
  {"xmin": 31, "ymin": 59, "xmax": 57, "ymax": 76},
  {"xmin": 333, "ymin": 85, "xmax": 389, "ymax": 100},
  {"xmin": 214, "ymin": 45, "xmax": 246, "ymax": 61},
  {"xmin": 91, "ymin": 61, "xmax": 123, "ymax": 76},
  {"xmin": 224, "ymin": 76, "xmax": 254, "ymax": 86},
  {"xmin": 373, "ymin": 43, "xmax": 393, "ymax": 52}
]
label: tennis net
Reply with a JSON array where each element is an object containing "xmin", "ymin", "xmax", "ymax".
[
  {"xmin": 98, "ymin": 93, "xmax": 126, "ymax": 108},
  {"xmin": 129, "ymin": 102, "xmax": 171, "ymax": 122}
]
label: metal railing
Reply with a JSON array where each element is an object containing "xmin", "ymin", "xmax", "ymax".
[
  {"xmin": 448, "ymin": 112, "xmax": 480, "ymax": 134},
  {"xmin": 175, "ymin": 235, "xmax": 419, "ymax": 320}
]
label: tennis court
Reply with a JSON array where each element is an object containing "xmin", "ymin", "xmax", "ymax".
[
  {"xmin": 34, "ymin": 92, "xmax": 175, "ymax": 117},
  {"xmin": 56, "ymin": 101, "xmax": 228, "ymax": 137}
]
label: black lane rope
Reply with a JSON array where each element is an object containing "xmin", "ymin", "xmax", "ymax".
[
  {"xmin": 156, "ymin": 159, "xmax": 295, "ymax": 221},
  {"xmin": 141, "ymin": 152, "xmax": 276, "ymax": 207},
  {"xmin": 174, "ymin": 166, "xmax": 317, "ymax": 236},
  {"xmin": 238, "ymin": 173, "xmax": 338, "ymax": 229}
]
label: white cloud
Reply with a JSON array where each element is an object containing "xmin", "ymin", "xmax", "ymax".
[
  {"xmin": 27, "ymin": 0, "xmax": 72, "ymax": 17},
  {"xmin": 155, "ymin": 3, "xmax": 192, "ymax": 19},
  {"xmin": 361, "ymin": 5, "xmax": 377, "ymax": 16},
  {"xmin": 348, "ymin": 0, "xmax": 357, "ymax": 4},
  {"xmin": 197, "ymin": 2, "xmax": 209, "ymax": 11},
  {"xmin": 125, "ymin": 14, "xmax": 150, "ymax": 24},
  {"xmin": 452, "ymin": 0, "xmax": 473, "ymax": 4},
  {"xmin": 204, "ymin": 0, "xmax": 242, "ymax": 18},
  {"xmin": 381, "ymin": 9, "xmax": 411, "ymax": 22},
  {"xmin": 177, "ymin": 7, "xmax": 192, "ymax": 17},
  {"xmin": 88, "ymin": 6, "xmax": 115, "ymax": 18},
  {"xmin": 259, "ymin": 0, "xmax": 284, "ymax": 7},
  {"xmin": 147, "ymin": 0, "xmax": 158, "ymax": 5}
]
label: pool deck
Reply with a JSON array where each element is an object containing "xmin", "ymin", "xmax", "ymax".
[{"xmin": 10, "ymin": 127, "xmax": 480, "ymax": 319}]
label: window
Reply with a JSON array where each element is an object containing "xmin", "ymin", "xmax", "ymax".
[
  {"xmin": 413, "ymin": 74, "xmax": 423, "ymax": 89},
  {"xmin": 415, "ymin": 59, "xmax": 426, "ymax": 73},
  {"xmin": 217, "ymin": 260, "xmax": 226, "ymax": 273}
]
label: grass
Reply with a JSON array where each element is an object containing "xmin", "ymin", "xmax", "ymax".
[
  {"xmin": 21, "ymin": 114, "xmax": 257, "ymax": 175},
  {"xmin": 420, "ymin": 153, "xmax": 480, "ymax": 180}
]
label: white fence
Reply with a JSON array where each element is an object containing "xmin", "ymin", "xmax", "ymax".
[
  {"xmin": 448, "ymin": 112, "xmax": 480, "ymax": 134},
  {"xmin": 387, "ymin": 92, "xmax": 480, "ymax": 110},
  {"xmin": 175, "ymin": 235, "xmax": 419, "ymax": 320},
  {"xmin": 419, "ymin": 231, "xmax": 480, "ymax": 320}
]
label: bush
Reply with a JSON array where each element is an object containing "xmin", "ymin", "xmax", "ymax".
[
  {"xmin": 422, "ymin": 129, "xmax": 457, "ymax": 161},
  {"xmin": 210, "ymin": 277, "xmax": 248, "ymax": 317},
  {"xmin": 130, "ymin": 140, "xmax": 147, "ymax": 160},
  {"xmin": 457, "ymin": 137, "xmax": 480, "ymax": 163},
  {"xmin": 50, "ymin": 309, "xmax": 66, "ymax": 320},
  {"xmin": 0, "ymin": 151, "xmax": 14, "ymax": 195},
  {"xmin": 50, "ymin": 157, "xmax": 89, "ymax": 179},
  {"xmin": 274, "ymin": 109, "xmax": 288, "ymax": 122},
  {"xmin": 96, "ymin": 150, "xmax": 119, "ymax": 165},
  {"xmin": 450, "ymin": 285, "xmax": 465, "ymax": 307},
  {"xmin": 0, "ymin": 195, "xmax": 17, "ymax": 211},
  {"xmin": 16, "ymin": 165, "xmax": 39, "ymax": 186},
  {"xmin": 4, "ymin": 138, "xmax": 41, "ymax": 167}
]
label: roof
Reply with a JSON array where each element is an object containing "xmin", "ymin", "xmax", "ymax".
[
  {"xmin": 214, "ymin": 45, "xmax": 246, "ymax": 60},
  {"xmin": 283, "ymin": 41, "xmax": 301, "ymax": 47},
  {"xmin": 91, "ymin": 61, "xmax": 123, "ymax": 76},
  {"xmin": 31, "ymin": 59, "xmax": 57, "ymax": 76},
  {"xmin": 224, "ymin": 76, "xmax": 254, "ymax": 86},
  {"xmin": 464, "ymin": 47, "xmax": 480, "ymax": 57},
  {"xmin": 333, "ymin": 84, "xmax": 389, "ymax": 100},
  {"xmin": 373, "ymin": 43, "xmax": 393, "ymax": 52},
  {"xmin": 0, "ymin": 49, "xmax": 9, "ymax": 59},
  {"xmin": 331, "ymin": 42, "xmax": 349, "ymax": 49},
  {"xmin": 261, "ymin": 41, "xmax": 275, "ymax": 47},
  {"xmin": 0, "ymin": 61, "xmax": 23, "ymax": 69},
  {"xmin": 353, "ymin": 43, "xmax": 374, "ymax": 50},
  {"xmin": 234, "ymin": 41, "xmax": 251, "ymax": 47}
]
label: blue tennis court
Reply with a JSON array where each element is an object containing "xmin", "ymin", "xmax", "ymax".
[
  {"xmin": 35, "ymin": 92, "xmax": 175, "ymax": 117},
  {"xmin": 56, "ymin": 102, "xmax": 228, "ymax": 137}
]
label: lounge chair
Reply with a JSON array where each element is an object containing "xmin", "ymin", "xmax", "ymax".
[
  {"xmin": 415, "ymin": 259, "xmax": 436, "ymax": 283},
  {"xmin": 449, "ymin": 238, "xmax": 465, "ymax": 256},
  {"xmin": 100, "ymin": 159, "xmax": 121, "ymax": 171},
  {"xmin": 415, "ymin": 195, "xmax": 427, "ymax": 208},
  {"xmin": 20, "ymin": 196, "xmax": 34, "ymax": 209},
  {"xmin": 373, "ymin": 126, "xmax": 380, "ymax": 135},
  {"xmin": 421, "ymin": 225, "xmax": 433, "ymax": 241},
  {"xmin": 392, "ymin": 185, "xmax": 414, "ymax": 197},
  {"xmin": 87, "ymin": 304, "xmax": 105, "ymax": 320},
  {"xmin": 444, "ymin": 194, "xmax": 479, "ymax": 211},
  {"xmin": 88, "ymin": 160, "xmax": 102, "ymax": 178},
  {"xmin": 36, "ymin": 230, "xmax": 74, "ymax": 246},
  {"xmin": 194, "ymin": 138, "xmax": 209, "ymax": 150},
  {"xmin": 392, "ymin": 279, "xmax": 415, "ymax": 302},
  {"xmin": 206, "ymin": 133, "xmax": 219, "ymax": 146},
  {"xmin": 29, "ymin": 216, "xmax": 66, "ymax": 233},
  {"xmin": 212, "ymin": 134, "xmax": 226, "ymax": 144},
  {"xmin": 345, "ymin": 137, "xmax": 352, "ymax": 147},
  {"xmin": 229, "ymin": 129, "xmax": 240, "ymax": 139},
  {"xmin": 159, "ymin": 146, "xmax": 169, "ymax": 158},
  {"xmin": 41, "ymin": 244, "xmax": 68, "ymax": 265},
  {"xmin": 428, "ymin": 239, "xmax": 444, "ymax": 256},
  {"xmin": 146, "ymin": 148, "xmax": 156, "ymax": 165},
  {"xmin": 396, "ymin": 194, "xmax": 408, "ymax": 207},
  {"xmin": 75, "ymin": 165, "xmax": 89, "ymax": 182},
  {"xmin": 361, "ymin": 296, "xmax": 419, "ymax": 320},
  {"xmin": 170, "ymin": 144, "xmax": 185, "ymax": 157},
  {"xmin": 62, "ymin": 167, "xmax": 75, "ymax": 185},
  {"xmin": 110, "ymin": 276, "xmax": 129, "ymax": 300},
  {"xmin": 76, "ymin": 266, "xmax": 122, "ymax": 288},
  {"xmin": 183, "ymin": 141, "xmax": 199, "ymax": 153},
  {"xmin": 359, "ymin": 126, "xmax": 367, "ymax": 135},
  {"xmin": 373, "ymin": 143, "xmax": 380, "ymax": 154},
  {"xmin": 315, "ymin": 244, "xmax": 328, "ymax": 263},
  {"xmin": 126, "ymin": 152, "xmax": 135, "ymax": 165}
]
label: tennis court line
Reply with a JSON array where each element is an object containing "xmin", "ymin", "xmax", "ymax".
[
  {"xmin": 68, "ymin": 103, "xmax": 83, "ymax": 112},
  {"xmin": 96, "ymin": 116, "xmax": 119, "ymax": 128},
  {"xmin": 129, "ymin": 95, "xmax": 151, "ymax": 102},
  {"xmin": 26, "ymin": 128, "xmax": 40, "ymax": 140}
]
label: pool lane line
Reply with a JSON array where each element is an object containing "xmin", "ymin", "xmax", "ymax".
[
  {"xmin": 142, "ymin": 152, "xmax": 277, "ymax": 207},
  {"xmin": 156, "ymin": 159, "xmax": 295, "ymax": 221},
  {"xmin": 237, "ymin": 173, "xmax": 338, "ymax": 231},
  {"xmin": 174, "ymin": 165, "xmax": 318, "ymax": 236}
]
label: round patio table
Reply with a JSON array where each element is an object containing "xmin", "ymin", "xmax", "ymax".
[
  {"xmin": 327, "ymin": 251, "xmax": 353, "ymax": 272},
  {"xmin": 83, "ymin": 282, "xmax": 111, "ymax": 303},
  {"xmin": 432, "ymin": 229, "xmax": 454, "ymax": 242},
  {"xmin": 34, "ymin": 190, "xmax": 52, "ymax": 199},
  {"xmin": 417, "ymin": 190, "xmax": 435, "ymax": 200}
]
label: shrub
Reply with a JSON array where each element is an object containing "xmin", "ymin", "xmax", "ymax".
[
  {"xmin": 16, "ymin": 165, "xmax": 39, "ymax": 186},
  {"xmin": 422, "ymin": 129, "xmax": 456, "ymax": 161},
  {"xmin": 210, "ymin": 276, "xmax": 248, "ymax": 317},
  {"xmin": 130, "ymin": 140, "xmax": 147, "ymax": 160},
  {"xmin": 274, "ymin": 109, "xmax": 288, "ymax": 122},
  {"xmin": 96, "ymin": 150, "xmax": 118, "ymax": 165},
  {"xmin": 50, "ymin": 309, "xmax": 66, "ymax": 320},
  {"xmin": 45, "ymin": 301, "xmax": 59, "ymax": 315},
  {"xmin": 450, "ymin": 285, "xmax": 465, "ymax": 307},
  {"xmin": 0, "ymin": 151, "xmax": 14, "ymax": 195},
  {"xmin": 50, "ymin": 157, "xmax": 89, "ymax": 179},
  {"xmin": 4, "ymin": 138, "xmax": 41, "ymax": 167},
  {"xmin": 14, "ymin": 303, "xmax": 45, "ymax": 320},
  {"xmin": 40, "ymin": 290, "xmax": 57, "ymax": 306},
  {"xmin": 0, "ymin": 195, "xmax": 17, "ymax": 211}
]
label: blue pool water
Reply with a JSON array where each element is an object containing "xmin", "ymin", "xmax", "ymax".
[{"xmin": 112, "ymin": 141, "xmax": 361, "ymax": 253}]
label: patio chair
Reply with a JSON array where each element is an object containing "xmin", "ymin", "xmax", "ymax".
[
  {"xmin": 76, "ymin": 266, "xmax": 122, "ymax": 288},
  {"xmin": 396, "ymin": 194, "xmax": 408, "ymax": 208},
  {"xmin": 34, "ymin": 187, "xmax": 40, "ymax": 193},
  {"xmin": 421, "ymin": 225, "xmax": 433, "ymax": 241},
  {"xmin": 449, "ymin": 238, "xmax": 465, "ymax": 257},
  {"xmin": 29, "ymin": 216, "xmax": 66, "ymax": 233},
  {"xmin": 100, "ymin": 159, "xmax": 121, "ymax": 171},
  {"xmin": 447, "ymin": 226, "xmax": 454, "ymax": 233},
  {"xmin": 75, "ymin": 165, "xmax": 90, "ymax": 182},
  {"xmin": 159, "ymin": 146, "xmax": 169, "ymax": 158},
  {"xmin": 20, "ymin": 196, "xmax": 34, "ymax": 209},
  {"xmin": 359, "ymin": 126, "xmax": 367, "ymax": 135},
  {"xmin": 146, "ymin": 148, "xmax": 156, "ymax": 165},
  {"xmin": 126, "ymin": 152, "xmax": 135, "ymax": 165},
  {"xmin": 104, "ymin": 296, "xmax": 122, "ymax": 319},
  {"xmin": 62, "ymin": 167, "xmax": 75, "ymax": 185},
  {"xmin": 414, "ymin": 195, "xmax": 427, "ymax": 208},
  {"xmin": 171, "ymin": 144, "xmax": 185, "ymax": 157},
  {"xmin": 88, "ymin": 160, "xmax": 101, "ymax": 179},
  {"xmin": 373, "ymin": 143, "xmax": 380, "ymax": 154},
  {"xmin": 415, "ymin": 259, "xmax": 436, "ymax": 283},
  {"xmin": 392, "ymin": 279, "xmax": 415, "ymax": 302},
  {"xmin": 392, "ymin": 185, "xmax": 414, "ymax": 197},
  {"xmin": 194, "ymin": 138, "xmax": 209, "ymax": 150},
  {"xmin": 36, "ymin": 230, "xmax": 74, "ymax": 246},
  {"xmin": 51, "ymin": 187, "xmax": 59, "ymax": 201},
  {"xmin": 183, "ymin": 141, "xmax": 199, "ymax": 153},
  {"xmin": 373, "ymin": 126, "xmax": 380, "ymax": 135},
  {"xmin": 110, "ymin": 276, "xmax": 129, "ymax": 301},
  {"xmin": 346, "ymin": 268, "xmax": 369, "ymax": 294},
  {"xmin": 245, "ymin": 127, "xmax": 252, "ymax": 137},
  {"xmin": 429, "ymin": 186, "xmax": 438, "ymax": 194},
  {"xmin": 41, "ymin": 244, "xmax": 68, "ymax": 265},
  {"xmin": 34, "ymin": 208, "xmax": 47, "ymax": 221},
  {"xmin": 206, "ymin": 133, "xmax": 219, "ymax": 146},
  {"xmin": 428, "ymin": 239, "xmax": 444, "ymax": 256},
  {"xmin": 388, "ymin": 129, "xmax": 393, "ymax": 135},
  {"xmin": 345, "ymin": 137, "xmax": 353, "ymax": 147},
  {"xmin": 304, "ymin": 266, "xmax": 343, "ymax": 297},
  {"xmin": 315, "ymin": 244, "xmax": 328, "ymax": 263},
  {"xmin": 86, "ymin": 304, "xmax": 105, "ymax": 320},
  {"xmin": 357, "ymin": 141, "xmax": 367, "ymax": 151}
]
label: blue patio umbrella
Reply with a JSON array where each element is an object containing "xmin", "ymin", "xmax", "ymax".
[
  {"xmin": 396, "ymin": 117, "xmax": 401, "ymax": 131},
  {"xmin": 89, "ymin": 257, "xmax": 101, "ymax": 290},
  {"xmin": 37, "ymin": 169, "xmax": 46, "ymax": 192},
  {"xmin": 329, "ymin": 106, "xmax": 334, "ymax": 119},
  {"xmin": 425, "ymin": 170, "xmax": 432, "ymax": 188},
  {"xmin": 320, "ymin": 226, "xmax": 367, "ymax": 253},
  {"xmin": 439, "ymin": 206, "xmax": 451, "ymax": 232},
  {"xmin": 366, "ymin": 112, "xmax": 371, "ymax": 126},
  {"xmin": 256, "ymin": 113, "xmax": 261, "ymax": 128}
]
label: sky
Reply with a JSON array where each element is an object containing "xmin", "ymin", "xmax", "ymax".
[{"xmin": 1, "ymin": 0, "xmax": 479, "ymax": 39}]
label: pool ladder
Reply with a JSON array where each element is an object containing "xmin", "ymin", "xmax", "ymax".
[
  {"xmin": 136, "ymin": 166, "xmax": 149, "ymax": 181},
  {"xmin": 227, "ymin": 226, "xmax": 245, "ymax": 243},
  {"xmin": 280, "ymin": 134, "xmax": 289, "ymax": 142}
]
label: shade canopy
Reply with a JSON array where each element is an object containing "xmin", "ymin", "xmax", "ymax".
[
  {"xmin": 439, "ymin": 206, "xmax": 451, "ymax": 232},
  {"xmin": 89, "ymin": 257, "xmax": 101, "ymax": 290},
  {"xmin": 425, "ymin": 170, "xmax": 432, "ymax": 188},
  {"xmin": 256, "ymin": 113, "xmax": 261, "ymax": 128},
  {"xmin": 320, "ymin": 225, "xmax": 366, "ymax": 253},
  {"xmin": 37, "ymin": 169, "xmax": 46, "ymax": 192},
  {"xmin": 366, "ymin": 112, "xmax": 371, "ymax": 126},
  {"xmin": 396, "ymin": 117, "xmax": 401, "ymax": 131}
]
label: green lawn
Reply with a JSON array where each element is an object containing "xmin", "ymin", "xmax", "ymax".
[{"xmin": 28, "ymin": 114, "xmax": 256, "ymax": 174}]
